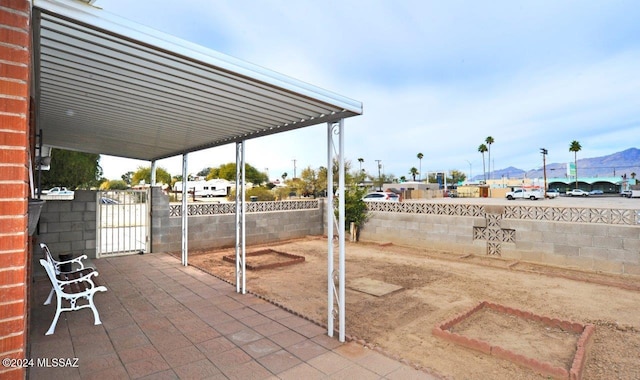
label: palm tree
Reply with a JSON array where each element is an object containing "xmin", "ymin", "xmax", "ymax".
[
  {"xmin": 409, "ymin": 167, "xmax": 419, "ymax": 181},
  {"xmin": 417, "ymin": 153, "xmax": 424, "ymax": 181},
  {"xmin": 281, "ymin": 172, "xmax": 288, "ymax": 182},
  {"xmin": 357, "ymin": 157, "xmax": 364, "ymax": 173},
  {"xmin": 631, "ymin": 172, "xmax": 636, "ymax": 179},
  {"xmin": 569, "ymin": 140, "xmax": 582, "ymax": 189},
  {"xmin": 485, "ymin": 136, "xmax": 494, "ymax": 180},
  {"xmin": 478, "ymin": 144, "xmax": 488, "ymax": 182}
]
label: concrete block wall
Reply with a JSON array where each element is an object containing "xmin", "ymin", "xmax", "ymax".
[
  {"xmin": 361, "ymin": 212, "xmax": 485, "ymax": 255},
  {"xmin": 151, "ymin": 188, "xmax": 324, "ymax": 253},
  {"xmin": 37, "ymin": 191, "xmax": 97, "ymax": 260},
  {"xmin": 360, "ymin": 207, "xmax": 640, "ymax": 276},
  {"xmin": 500, "ymin": 218, "xmax": 640, "ymax": 275},
  {"xmin": 0, "ymin": 1, "xmax": 31, "ymax": 378}
]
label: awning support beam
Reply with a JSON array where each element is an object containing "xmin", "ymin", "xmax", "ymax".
[
  {"xmin": 327, "ymin": 119, "xmax": 346, "ymax": 342},
  {"xmin": 181, "ymin": 153, "xmax": 188, "ymax": 266},
  {"xmin": 235, "ymin": 141, "xmax": 246, "ymax": 294}
]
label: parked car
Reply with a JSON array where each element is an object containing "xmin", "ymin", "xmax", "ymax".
[
  {"xmin": 621, "ymin": 190, "xmax": 640, "ymax": 198},
  {"xmin": 362, "ymin": 192, "xmax": 400, "ymax": 202},
  {"xmin": 589, "ymin": 189, "xmax": 604, "ymax": 195},
  {"xmin": 505, "ymin": 188, "xmax": 544, "ymax": 200},
  {"xmin": 44, "ymin": 187, "xmax": 74, "ymax": 195},
  {"xmin": 545, "ymin": 189, "xmax": 559, "ymax": 198},
  {"xmin": 567, "ymin": 189, "xmax": 589, "ymax": 197}
]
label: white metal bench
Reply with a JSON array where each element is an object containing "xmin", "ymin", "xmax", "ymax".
[
  {"xmin": 40, "ymin": 243, "xmax": 96, "ymax": 305},
  {"xmin": 39, "ymin": 259, "xmax": 107, "ymax": 335}
]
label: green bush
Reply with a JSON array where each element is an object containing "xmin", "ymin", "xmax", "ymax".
[
  {"xmin": 337, "ymin": 187, "xmax": 369, "ymax": 228},
  {"xmin": 227, "ymin": 186, "xmax": 275, "ymax": 201}
]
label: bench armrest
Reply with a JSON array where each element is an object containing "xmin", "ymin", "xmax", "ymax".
[
  {"xmin": 56, "ymin": 271, "xmax": 99, "ymax": 287},
  {"xmin": 56, "ymin": 255, "xmax": 88, "ymax": 269}
]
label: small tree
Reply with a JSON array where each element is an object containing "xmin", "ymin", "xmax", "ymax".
[
  {"xmin": 338, "ymin": 187, "xmax": 369, "ymax": 241},
  {"xmin": 478, "ymin": 144, "xmax": 488, "ymax": 182},
  {"xmin": 132, "ymin": 166, "xmax": 171, "ymax": 186},
  {"xmin": 100, "ymin": 179, "xmax": 128, "ymax": 190},
  {"xmin": 569, "ymin": 140, "xmax": 582, "ymax": 189},
  {"xmin": 409, "ymin": 167, "xmax": 419, "ymax": 181},
  {"xmin": 485, "ymin": 136, "xmax": 494, "ymax": 179}
]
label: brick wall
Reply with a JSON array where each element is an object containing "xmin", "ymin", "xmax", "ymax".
[{"xmin": 0, "ymin": 1, "xmax": 31, "ymax": 379}]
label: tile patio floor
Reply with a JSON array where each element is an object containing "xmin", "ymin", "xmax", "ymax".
[{"xmin": 29, "ymin": 253, "xmax": 437, "ymax": 379}]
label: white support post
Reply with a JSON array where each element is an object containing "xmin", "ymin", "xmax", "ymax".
[
  {"xmin": 235, "ymin": 142, "xmax": 246, "ymax": 294},
  {"xmin": 327, "ymin": 122, "xmax": 334, "ymax": 337},
  {"xmin": 151, "ymin": 160, "xmax": 157, "ymax": 186},
  {"xmin": 337, "ymin": 119, "xmax": 346, "ymax": 342},
  {"xmin": 181, "ymin": 154, "xmax": 188, "ymax": 266},
  {"xmin": 327, "ymin": 120, "xmax": 346, "ymax": 342}
]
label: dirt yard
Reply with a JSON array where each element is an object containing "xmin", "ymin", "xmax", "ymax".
[{"xmin": 183, "ymin": 237, "xmax": 640, "ymax": 379}]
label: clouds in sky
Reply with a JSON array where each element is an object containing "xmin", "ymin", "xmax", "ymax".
[{"xmin": 96, "ymin": 0, "xmax": 640, "ymax": 181}]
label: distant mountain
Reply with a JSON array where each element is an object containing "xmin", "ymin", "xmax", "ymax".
[{"xmin": 478, "ymin": 148, "xmax": 640, "ymax": 180}]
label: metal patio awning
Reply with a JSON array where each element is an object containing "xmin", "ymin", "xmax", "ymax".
[{"xmin": 32, "ymin": 0, "xmax": 362, "ymax": 161}]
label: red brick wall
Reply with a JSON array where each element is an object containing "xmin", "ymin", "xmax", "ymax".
[{"xmin": 0, "ymin": 1, "xmax": 31, "ymax": 379}]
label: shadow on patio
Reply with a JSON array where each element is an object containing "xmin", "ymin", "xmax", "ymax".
[{"xmin": 29, "ymin": 253, "xmax": 434, "ymax": 379}]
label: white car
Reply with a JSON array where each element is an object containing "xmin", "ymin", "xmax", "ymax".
[
  {"xmin": 362, "ymin": 192, "xmax": 400, "ymax": 202},
  {"xmin": 545, "ymin": 189, "xmax": 559, "ymax": 198},
  {"xmin": 44, "ymin": 187, "xmax": 74, "ymax": 195},
  {"xmin": 505, "ymin": 189, "xmax": 544, "ymax": 200},
  {"xmin": 567, "ymin": 189, "xmax": 589, "ymax": 197}
]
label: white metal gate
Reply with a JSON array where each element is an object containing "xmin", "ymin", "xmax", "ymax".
[{"xmin": 96, "ymin": 189, "xmax": 150, "ymax": 258}]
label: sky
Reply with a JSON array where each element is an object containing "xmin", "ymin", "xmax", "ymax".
[{"xmin": 95, "ymin": 0, "xmax": 640, "ymax": 182}]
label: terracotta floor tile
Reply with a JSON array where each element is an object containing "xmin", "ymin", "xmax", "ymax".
[
  {"xmin": 196, "ymin": 336, "xmax": 236, "ymax": 358},
  {"xmin": 29, "ymin": 253, "xmax": 428, "ymax": 380},
  {"xmin": 307, "ymin": 351, "xmax": 353, "ymax": 375},
  {"xmin": 286, "ymin": 339, "xmax": 328, "ymax": 361},
  {"xmin": 226, "ymin": 328, "xmax": 264, "ymax": 345},
  {"xmin": 219, "ymin": 359, "xmax": 272, "ymax": 380},
  {"xmin": 268, "ymin": 330, "xmax": 307, "ymax": 348},
  {"xmin": 160, "ymin": 344, "xmax": 207, "ymax": 367},
  {"xmin": 277, "ymin": 362, "xmax": 326, "ymax": 380},
  {"xmin": 328, "ymin": 363, "xmax": 379, "ymax": 380},
  {"xmin": 241, "ymin": 337, "xmax": 281, "ymax": 359},
  {"xmin": 257, "ymin": 349, "xmax": 302, "ymax": 374},
  {"xmin": 124, "ymin": 356, "xmax": 170, "ymax": 379},
  {"xmin": 208, "ymin": 347, "xmax": 253, "ymax": 369},
  {"xmin": 251, "ymin": 320, "xmax": 289, "ymax": 337}
]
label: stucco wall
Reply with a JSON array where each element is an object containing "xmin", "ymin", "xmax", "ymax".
[{"xmin": 359, "ymin": 202, "xmax": 640, "ymax": 275}]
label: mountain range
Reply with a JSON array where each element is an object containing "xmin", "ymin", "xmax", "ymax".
[{"xmin": 476, "ymin": 148, "xmax": 640, "ymax": 180}]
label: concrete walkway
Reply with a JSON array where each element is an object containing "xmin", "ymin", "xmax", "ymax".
[{"xmin": 29, "ymin": 253, "xmax": 437, "ymax": 379}]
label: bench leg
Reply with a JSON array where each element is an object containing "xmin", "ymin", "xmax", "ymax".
[
  {"xmin": 46, "ymin": 306, "xmax": 62, "ymax": 336},
  {"xmin": 88, "ymin": 296, "xmax": 102, "ymax": 326},
  {"xmin": 44, "ymin": 287, "xmax": 54, "ymax": 305}
]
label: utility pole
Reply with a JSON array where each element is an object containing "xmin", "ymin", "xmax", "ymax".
[
  {"xmin": 375, "ymin": 159, "xmax": 382, "ymax": 191},
  {"xmin": 540, "ymin": 148, "xmax": 548, "ymax": 197}
]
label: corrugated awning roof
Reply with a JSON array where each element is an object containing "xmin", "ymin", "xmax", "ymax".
[{"xmin": 32, "ymin": 0, "xmax": 362, "ymax": 161}]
